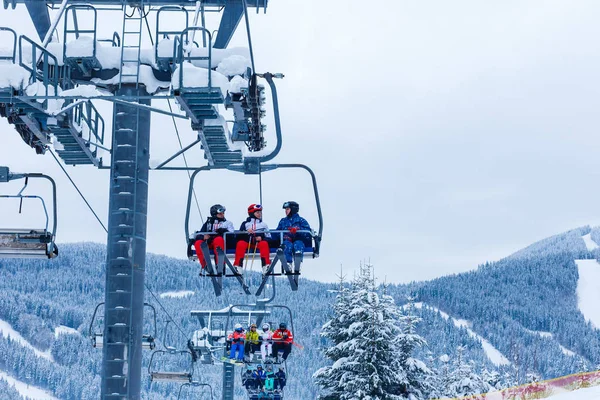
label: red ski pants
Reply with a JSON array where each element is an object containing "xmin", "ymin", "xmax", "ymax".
[
  {"xmin": 234, "ymin": 240, "xmax": 270, "ymax": 267},
  {"xmin": 194, "ymin": 237, "xmax": 224, "ymax": 268}
]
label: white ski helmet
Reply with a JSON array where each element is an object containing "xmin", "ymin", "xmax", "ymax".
[
  {"xmin": 262, "ymin": 323, "xmax": 270, "ymax": 331},
  {"xmin": 234, "ymin": 323, "xmax": 243, "ymax": 330}
]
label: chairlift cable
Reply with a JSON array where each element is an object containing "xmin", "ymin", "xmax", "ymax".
[
  {"xmin": 145, "ymin": 283, "xmax": 190, "ymax": 345},
  {"xmin": 48, "ymin": 149, "xmax": 108, "ymax": 233},
  {"xmin": 166, "ymin": 99, "xmax": 204, "ymax": 221}
]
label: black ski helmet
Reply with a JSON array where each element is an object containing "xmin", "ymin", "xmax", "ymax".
[
  {"xmin": 279, "ymin": 322, "xmax": 287, "ymax": 330},
  {"xmin": 210, "ymin": 204, "xmax": 226, "ymax": 217},
  {"xmin": 282, "ymin": 201, "xmax": 299, "ymax": 215}
]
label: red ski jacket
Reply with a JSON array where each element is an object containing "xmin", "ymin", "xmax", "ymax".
[
  {"xmin": 228, "ymin": 331, "xmax": 246, "ymax": 343},
  {"xmin": 272, "ymin": 329, "xmax": 293, "ymax": 344}
]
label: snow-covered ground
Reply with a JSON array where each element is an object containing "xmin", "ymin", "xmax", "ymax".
[
  {"xmin": 411, "ymin": 303, "xmax": 510, "ymax": 366},
  {"xmin": 546, "ymin": 384, "xmax": 600, "ymax": 399},
  {"xmin": 582, "ymin": 233, "xmax": 599, "ymax": 251},
  {"xmin": 575, "ymin": 260, "xmax": 600, "ymax": 329},
  {"xmin": 0, "ymin": 319, "xmax": 53, "ymax": 361},
  {"xmin": 54, "ymin": 325, "xmax": 79, "ymax": 338},
  {"xmin": 160, "ymin": 290, "xmax": 194, "ymax": 299},
  {"xmin": 0, "ymin": 372, "xmax": 58, "ymax": 400}
]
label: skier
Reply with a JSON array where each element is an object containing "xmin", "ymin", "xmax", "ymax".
[
  {"xmin": 275, "ymin": 201, "xmax": 311, "ymax": 263},
  {"xmin": 264, "ymin": 365, "xmax": 275, "ymax": 391},
  {"xmin": 252, "ymin": 364, "xmax": 267, "ymax": 387},
  {"xmin": 274, "ymin": 367, "xmax": 286, "ymax": 390},
  {"xmin": 234, "ymin": 204, "xmax": 272, "ymax": 274},
  {"xmin": 245, "ymin": 323, "xmax": 261, "ymax": 359},
  {"xmin": 192, "ymin": 204, "xmax": 235, "ymax": 270},
  {"xmin": 228, "ymin": 323, "xmax": 246, "ymax": 361},
  {"xmin": 260, "ymin": 322, "xmax": 273, "ymax": 362},
  {"xmin": 257, "ymin": 387, "xmax": 272, "ymax": 399},
  {"xmin": 242, "ymin": 366, "xmax": 258, "ymax": 390},
  {"xmin": 271, "ymin": 322, "xmax": 293, "ymax": 361}
]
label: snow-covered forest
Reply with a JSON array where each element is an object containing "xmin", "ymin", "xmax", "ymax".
[{"xmin": 1, "ymin": 225, "xmax": 600, "ymax": 398}]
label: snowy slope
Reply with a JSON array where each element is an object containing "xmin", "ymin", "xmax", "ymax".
[
  {"xmin": 412, "ymin": 303, "xmax": 510, "ymax": 366},
  {"xmin": 0, "ymin": 372, "xmax": 58, "ymax": 400},
  {"xmin": 546, "ymin": 385, "xmax": 600, "ymax": 399},
  {"xmin": 160, "ymin": 290, "xmax": 194, "ymax": 298},
  {"xmin": 0, "ymin": 319, "xmax": 53, "ymax": 361},
  {"xmin": 575, "ymin": 260, "xmax": 600, "ymax": 328},
  {"xmin": 582, "ymin": 233, "xmax": 599, "ymax": 251}
]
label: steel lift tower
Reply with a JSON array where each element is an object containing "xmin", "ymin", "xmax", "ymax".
[{"xmin": 0, "ymin": 1, "xmax": 271, "ymax": 398}]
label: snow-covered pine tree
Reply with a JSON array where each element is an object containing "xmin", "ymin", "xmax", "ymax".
[
  {"xmin": 313, "ymin": 274, "xmax": 354, "ymax": 399},
  {"xmin": 393, "ymin": 297, "xmax": 432, "ymax": 398},
  {"xmin": 314, "ymin": 263, "xmax": 430, "ymax": 399},
  {"xmin": 443, "ymin": 346, "xmax": 492, "ymax": 397}
]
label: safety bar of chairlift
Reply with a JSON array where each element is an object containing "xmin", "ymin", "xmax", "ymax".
[
  {"xmin": 184, "ymin": 163, "xmax": 323, "ymax": 249},
  {"xmin": 63, "ymin": 5, "xmax": 98, "ymax": 61},
  {"xmin": 155, "ymin": 6, "xmax": 189, "ymax": 67},
  {"xmin": 177, "ymin": 381, "xmax": 214, "ymax": 400},
  {"xmin": 0, "ymin": 27, "xmax": 17, "ymax": 63},
  {"xmin": 0, "ymin": 195, "xmax": 50, "ymax": 232},
  {"xmin": 189, "ymin": 230, "xmax": 318, "ymax": 258},
  {"xmin": 176, "ymin": 26, "xmax": 212, "ymax": 90}
]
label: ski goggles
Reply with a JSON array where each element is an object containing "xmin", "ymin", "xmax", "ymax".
[
  {"xmin": 216, "ymin": 207, "xmax": 226, "ymax": 213},
  {"xmin": 282, "ymin": 202, "xmax": 292, "ymax": 209}
]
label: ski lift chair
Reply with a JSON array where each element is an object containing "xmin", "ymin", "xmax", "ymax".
[
  {"xmin": 0, "ymin": 168, "xmax": 58, "ymax": 259},
  {"xmin": 185, "ymin": 163, "xmax": 323, "ymax": 297},
  {"xmin": 89, "ymin": 302, "xmax": 157, "ymax": 350},
  {"xmin": 177, "ymin": 381, "xmax": 214, "ymax": 400},
  {"xmin": 148, "ymin": 347, "xmax": 195, "ymax": 383}
]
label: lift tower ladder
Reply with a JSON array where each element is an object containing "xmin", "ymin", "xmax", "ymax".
[{"xmin": 119, "ymin": 2, "xmax": 144, "ymax": 88}]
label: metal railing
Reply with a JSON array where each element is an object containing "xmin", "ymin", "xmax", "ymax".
[
  {"xmin": 72, "ymin": 100, "xmax": 106, "ymax": 153},
  {"xmin": 155, "ymin": 5, "xmax": 188, "ymax": 71},
  {"xmin": 19, "ymin": 35, "xmax": 59, "ymax": 107},
  {"xmin": 0, "ymin": 27, "xmax": 16, "ymax": 63},
  {"xmin": 176, "ymin": 27, "xmax": 212, "ymax": 90}
]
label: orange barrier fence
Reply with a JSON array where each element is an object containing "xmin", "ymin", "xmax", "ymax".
[{"xmin": 445, "ymin": 370, "xmax": 600, "ymax": 400}]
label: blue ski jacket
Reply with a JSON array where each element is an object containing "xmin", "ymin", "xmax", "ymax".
[{"xmin": 275, "ymin": 213, "xmax": 311, "ymax": 242}]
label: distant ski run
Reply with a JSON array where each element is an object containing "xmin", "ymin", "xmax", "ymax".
[
  {"xmin": 0, "ymin": 371, "xmax": 58, "ymax": 400},
  {"xmin": 575, "ymin": 260, "xmax": 600, "ymax": 329},
  {"xmin": 0, "ymin": 319, "xmax": 54, "ymax": 362},
  {"xmin": 411, "ymin": 303, "xmax": 510, "ymax": 366},
  {"xmin": 581, "ymin": 233, "xmax": 599, "ymax": 251}
]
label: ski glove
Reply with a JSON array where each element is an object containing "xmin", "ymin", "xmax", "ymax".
[{"xmin": 216, "ymin": 228, "xmax": 229, "ymax": 234}]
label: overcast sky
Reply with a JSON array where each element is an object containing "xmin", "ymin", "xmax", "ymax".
[{"xmin": 2, "ymin": 1, "xmax": 600, "ymax": 284}]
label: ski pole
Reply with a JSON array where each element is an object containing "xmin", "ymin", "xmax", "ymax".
[{"xmin": 249, "ymin": 241, "xmax": 258, "ymax": 273}]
